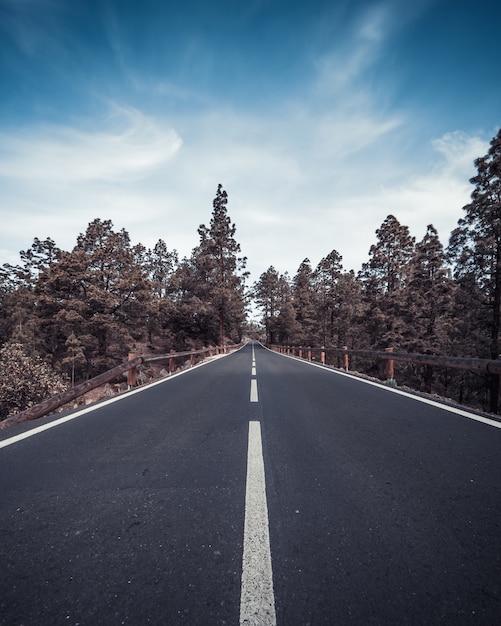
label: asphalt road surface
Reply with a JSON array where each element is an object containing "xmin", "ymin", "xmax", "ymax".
[{"xmin": 1, "ymin": 342, "xmax": 500, "ymax": 625}]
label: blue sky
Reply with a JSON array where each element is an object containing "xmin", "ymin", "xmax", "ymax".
[{"xmin": 1, "ymin": 0, "xmax": 500, "ymax": 285}]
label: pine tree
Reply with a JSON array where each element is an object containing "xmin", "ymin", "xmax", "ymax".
[
  {"xmin": 253, "ymin": 267, "xmax": 302, "ymax": 345},
  {"xmin": 36, "ymin": 219, "xmax": 150, "ymax": 372},
  {"xmin": 62, "ymin": 332, "xmax": 87, "ymax": 387},
  {"xmin": 407, "ymin": 225, "xmax": 455, "ymax": 352},
  {"xmin": 168, "ymin": 256, "xmax": 215, "ymax": 349},
  {"xmin": 361, "ymin": 215, "xmax": 415, "ymax": 294},
  {"xmin": 404, "ymin": 225, "xmax": 455, "ymax": 392},
  {"xmin": 0, "ymin": 237, "xmax": 61, "ymax": 353},
  {"xmin": 143, "ymin": 240, "xmax": 179, "ymax": 345},
  {"xmin": 19, "ymin": 237, "xmax": 61, "ymax": 283},
  {"xmin": 275, "ymin": 273, "xmax": 300, "ymax": 345},
  {"xmin": 194, "ymin": 184, "xmax": 247, "ymax": 346},
  {"xmin": 293, "ymin": 259, "xmax": 319, "ymax": 346},
  {"xmin": 147, "ymin": 239, "xmax": 178, "ymax": 300},
  {"xmin": 448, "ymin": 128, "xmax": 501, "ymax": 411},
  {"xmin": 314, "ymin": 250, "xmax": 343, "ymax": 346},
  {"xmin": 253, "ymin": 266, "xmax": 282, "ymax": 344},
  {"xmin": 359, "ymin": 215, "xmax": 415, "ymax": 350}
]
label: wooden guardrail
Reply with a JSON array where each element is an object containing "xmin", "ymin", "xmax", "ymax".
[
  {"xmin": 0, "ymin": 344, "xmax": 242, "ymax": 430},
  {"xmin": 269, "ymin": 345, "xmax": 501, "ymax": 377}
]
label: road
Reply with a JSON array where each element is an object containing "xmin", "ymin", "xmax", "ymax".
[{"xmin": 1, "ymin": 342, "xmax": 500, "ymax": 625}]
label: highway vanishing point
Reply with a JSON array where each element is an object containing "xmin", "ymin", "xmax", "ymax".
[{"xmin": 1, "ymin": 343, "xmax": 500, "ymax": 625}]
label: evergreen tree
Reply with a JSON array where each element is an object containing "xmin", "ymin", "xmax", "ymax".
[
  {"xmin": 147, "ymin": 239, "xmax": 178, "ymax": 299},
  {"xmin": 62, "ymin": 332, "xmax": 87, "ymax": 387},
  {"xmin": 168, "ymin": 256, "xmax": 215, "ymax": 348},
  {"xmin": 144, "ymin": 239, "xmax": 179, "ymax": 344},
  {"xmin": 194, "ymin": 184, "xmax": 247, "ymax": 345},
  {"xmin": 253, "ymin": 267, "xmax": 300, "ymax": 344},
  {"xmin": 253, "ymin": 266, "xmax": 282, "ymax": 344},
  {"xmin": 404, "ymin": 225, "xmax": 455, "ymax": 392},
  {"xmin": 274, "ymin": 272, "xmax": 300, "ymax": 345},
  {"xmin": 407, "ymin": 225, "xmax": 455, "ymax": 352},
  {"xmin": 19, "ymin": 237, "xmax": 61, "ymax": 283},
  {"xmin": 359, "ymin": 215, "xmax": 415, "ymax": 350},
  {"xmin": 36, "ymin": 219, "xmax": 150, "ymax": 371},
  {"xmin": 0, "ymin": 238, "xmax": 62, "ymax": 353},
  {"xmin": 332, "ymin": 270, "xmax": 365, "ymax": 349},
  {"xmin": 293, "ymin": 259, "xmax": 319, "ymax": 345},
  {"xmin": 448, "ymin": 128, "xmax": 501, "ymax": 411},
  {"xmin": 313, "ymin": 250, "xmax": 343, "ymax": 346},
  {"xmin": 361, "ymin": 215, "xmax": 415, "ymax": 294}
]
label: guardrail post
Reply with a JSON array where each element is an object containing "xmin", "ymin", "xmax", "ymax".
[
  {"xmin": 342, "ymin": 346, "xmax": 349, "ymax": 371},
  {"xmin": 307, "ymin": 347, "xmax": 312, "ymax": 361},
  {"xmin": 169, "ymin": 350, "xmax": 176, "ymax": 373},
  {"xmin": 190, "ymin": 351, "xmax": 195, "ymax": 366},
  {"xmin": 299, "ymin": 346, "xmax": 303, "ymax": 359},
  {"xmin": 127, "ymin": 352, "xmax": 137, "ymax": 389},
  {"xmin": 321, "ymin": 347, "xmax": 326, "ymax": 365},
  {"xmin": 385, "ymin": 347, "xmax": 395, "ymax": 383}
]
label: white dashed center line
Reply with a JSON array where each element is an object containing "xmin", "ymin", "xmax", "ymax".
[
  {"xmin": 250, "ymin": 379, "xmax": 259, "ymax": 403},
  {"xmin": 250, "ymin": 344, "xmax": 258, "ymax": 402},
  {"xmin": 240, "ymin": 421, "xmax": 276, "ymax": 625}
]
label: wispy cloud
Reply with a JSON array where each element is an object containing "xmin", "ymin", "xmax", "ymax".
[
  {"xmin": 0, "ymin": 0, "xmax": 493, "ymax": 284},
  {"xmin": 0, "ymin": 96, "xmax": 483, "ymax": 280},
  {"xmin": 0, "ymin": 0, "xmax": 69, "ymax": 59},
  {"xmin": 0, "ymin": 107, "xmax": 182, "ymax": 183},
  {"xmin": 331, "ymin": 130, "xmax": 488, "ymax": 268},
  {"xmin": 313, "ymin": 2, "xmax": 393, "ymax": 93}
]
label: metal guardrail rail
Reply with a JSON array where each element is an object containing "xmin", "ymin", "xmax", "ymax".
[{"xmin": 0, "ymin": 344, "xmax": 242, "ymax": 430}]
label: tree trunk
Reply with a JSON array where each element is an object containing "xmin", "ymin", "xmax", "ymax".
[
  {"xmin": 489, "ymin": 242, "xmax": 501, "ymax": 413},
  {"xmin": 424, "ymin": 364, "xmax": 433, "ymax": 394},
  {"xmin": 219, "ymin": 308, "xmax": 225, "ymax": 347}
]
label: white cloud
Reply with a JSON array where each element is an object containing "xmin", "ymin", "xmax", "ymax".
[
  {"xmin": 1, "ymin": 100, "xmax": 485, "ymax": 285},
  {"xmin": 0, "ymin": 106, "xmax": 182, "ymax": 183},
  {"xmin": 0, "ymin": 1, "xmax": 492, "ymax": 286},
  {"xmin": 431, "ymin": 130, "xmax": 486, "ymax": 178},
  {"xmin": 313, "ymin": 2, "xmax": 394, "ymax": 94},
  {"xmin": 324, "ymin": 130, "xmax": 488, "ymax": 272}
]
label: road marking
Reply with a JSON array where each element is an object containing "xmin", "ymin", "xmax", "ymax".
[
  {"xmin": 250, "ymin": 379, "xmax": 259, "ymax": 403},
  {"xmin": 252, "ymin": 367, "xmax": 257, "ymax": 376},
  {"xmin": 240, "ymin": 421, "xmax": 276, "ymax": 626},
  {"xmin": 271, "ymin": 349, "xmax": 501, "ymax": 430},
  {"xmin": 0, "ymin": 350, "xmax": 243, "ymax": 449}
]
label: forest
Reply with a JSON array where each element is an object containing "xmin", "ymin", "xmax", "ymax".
[{"xmin": 1, "ymin": 129, "xmax": 500, "ymax": 419}]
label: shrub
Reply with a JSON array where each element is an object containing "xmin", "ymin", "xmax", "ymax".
[{"xmin": 0, "ymin": 342, "xmax": 67, "ymax": 420}]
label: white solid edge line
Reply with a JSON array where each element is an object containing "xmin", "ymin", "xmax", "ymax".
[
  {"xmin": 0, "ymin": 346, "xmax": 246, "ymax": 449},
  {"xmin": 268, "ymin": 349, "xmax": 501, "ymax": 430},
  {"xmin": 240, "ymin": 421, "xmax": 276, "ymax": 626},
  {"xmin": 250, "ymin": 379, "xmax": 259, "ymax": 403}
]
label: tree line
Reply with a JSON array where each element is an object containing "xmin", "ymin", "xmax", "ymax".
[
  {"xmin": 253, "ymin": 129, "xmax": 501, "ymax": 413},
  {"xmin": 0, "ymin": 184, "xmax": 248, "ymax": 418},
  {"xmin": 1, "ymin": 129, "xmax": 500, "ymax": 418}
]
